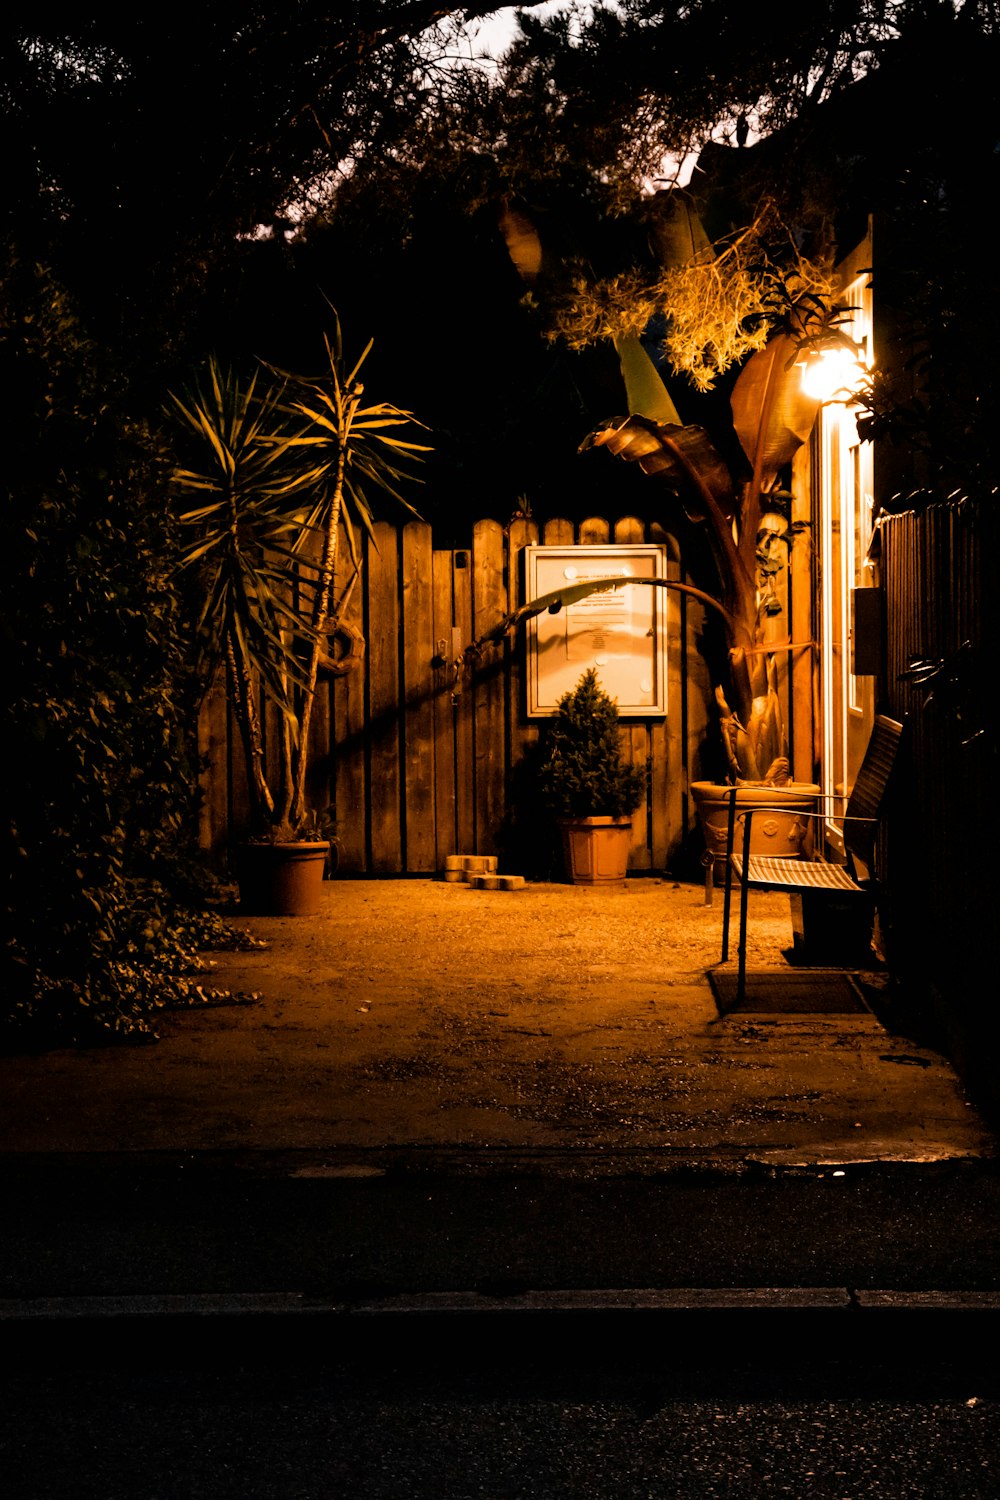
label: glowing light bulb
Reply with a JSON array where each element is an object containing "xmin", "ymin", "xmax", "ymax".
[{"xmin": 800, "ymin": 347, "xmax": 867, "ymax": 403}]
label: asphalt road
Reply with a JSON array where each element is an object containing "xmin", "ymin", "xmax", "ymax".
[
  {"xmin": 5, "ymin": 1151, "xmax": 1000, "ymax": 1499},
  {"xmin": 3, "ymin": 1152, "xmax": 999, "ymax": 1302},
  {"xmin": 3, "ymin": 1314, "xmax": 999, "ymax": 1499}
]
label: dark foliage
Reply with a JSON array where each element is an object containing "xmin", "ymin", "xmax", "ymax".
[
  {"xmin": 0, "ymin": 253, "xmax": 253, "ymax": 1045},
  {"xmin": 0, "ymin": 8, "xmax": 501, "ymax": 367},
  {"xmin": 682, "ymin": 5, "xmax": 1000, "ymax": 501},
  {"xmin": 1, "ymin": 8, "xmax": 488, "ymax": 1044},
  {"xmin": 312, "ymin": 1, "xmax": 1000, "ymax": 505}
]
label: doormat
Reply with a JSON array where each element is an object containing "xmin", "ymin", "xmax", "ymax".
[{"xmin": 709, "ymin": 969, "xmax": 868, "ymax": 1016}]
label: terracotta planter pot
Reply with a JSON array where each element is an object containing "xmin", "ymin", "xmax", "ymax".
[
  {"xmin": 691, "ymin": 781, "xmax": 820, "ymax": 883},
  {"xmin": 559, "ymin": 816, "xmax": 633, "ymax": 886},
  {"xmin": 234, "ymin": 841, "xmax": 329, "ymax": 916}
]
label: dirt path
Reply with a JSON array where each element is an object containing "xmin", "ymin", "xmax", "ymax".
[{"xmin": 0, "ymin": 879, "xmax": 991, "ymax": 1165}]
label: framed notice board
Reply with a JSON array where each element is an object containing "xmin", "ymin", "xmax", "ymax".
[{"xmin": 524, "ymin": 544, "xmax": 668, "ymax": 717}]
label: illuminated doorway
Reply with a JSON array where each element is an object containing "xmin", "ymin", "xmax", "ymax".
[{"xmin": 814, "ymin": 225, "xmax": 876, "ymax": 854}]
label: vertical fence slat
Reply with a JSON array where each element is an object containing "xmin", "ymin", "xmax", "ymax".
[
  {"xmin": 302, "ymin": 530, "xmax": 333, "ymax": 826},
  {"xmin": 507, "ymin": 517, "xmax": 540, "ymax": 773},
  {"xmin": 613, "ymin": 517, "xmax": 645, "ymax": 546},
  {"xmin": 648, "ymin": 719, "xmax": 670, "ymax": 871},
  {"xmin": 367, "ymin": 521, "xmax": 402, "ymax": 871},
  {"xmin": 626, "ymin": 723, "xmax": 652, "ymax": 868},
  {"xmin": 659, "ymin": 531, "xmax": 686, "ymax": 871},
  {"xmin": 402, "ymin": 522, "xmax": 437, "ymax": 871},
  {"xmin": 453, "ymin": 547, "xmax": 475, "ymax": 855},
  {"xmin": 257, "ymin": 558, "xmax": 288, "ymax": 833},
  {"xmin": 472, "ymin": 520, "xmax": 507, "ymax": 854},
  {"xmin": 665, "ymin": 537, "xmax": 689, "ymax": 870},
  {"xmin": 432, "ymin": 548, "xmax": 458, "ymax": 869},
  {"xmin": 579, "ymin": 516, "xmax": 611, "ymax": 545},
  {"xmin": 261, "ymin": 693, "xmax": 282, "ymax": 832},
  {"xmin": 197, "ymin": 668, "xmax": 230, "ymax": 862},
  {"xmin": 614, "ymin": 514, "xmax": 651, "ymax": 865},
  {"xmin": 543, "ymin": 518, "xmax": 574, "ymax": 546},
  {"xmin": 332, "ymin": 523, "xmax": 367, "ymax": 871},
  {"xmin": 304, "ymin": 673, "xmax": 333, "ymax": 825}
]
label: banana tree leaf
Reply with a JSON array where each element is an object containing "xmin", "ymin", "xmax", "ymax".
[
  {"xmin": 472, "ymin": 573, "xmax": 735, "ymax": 654},
  {"xmin": 579, "ymin": 415, "xmax": 736, "ymax": 524},
  {"xmin": 613, "ymin": 334, "xmax": 682, "ymax": 426},
  {"xmin": 730, "ymin": 332, "xmax": 821, "ymax": 491}
]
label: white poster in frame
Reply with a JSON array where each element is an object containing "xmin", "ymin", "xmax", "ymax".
[{"xmin": 524, "ymin": 544, "xmax": 668, "ymax": 717}]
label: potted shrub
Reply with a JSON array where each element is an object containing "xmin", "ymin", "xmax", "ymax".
[
  {"xmin": 535, "ymin": 668, "xmax": 645, "ymax": 886},
  {"xmin": 168, "ymin": 319, "xmax": 428, "ymax": 913}
]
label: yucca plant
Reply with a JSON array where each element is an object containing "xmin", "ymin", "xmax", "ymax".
[{"xmin": 169, "ymin": 317, "xmax": 429, "ymax": 840}]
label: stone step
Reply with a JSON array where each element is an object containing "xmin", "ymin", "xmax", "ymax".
[
  {"xmin": 443, "ymin": 854, "xmax": 501, "ymax": 883},
  {"xmin": 467, "ymin": 873, "xmax": 526, "ymax": 892}
]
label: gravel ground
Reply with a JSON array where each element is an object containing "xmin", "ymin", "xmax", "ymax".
[{"xmin": 0, "ymin": 877, "xmax": 990, "ymax": 1163}]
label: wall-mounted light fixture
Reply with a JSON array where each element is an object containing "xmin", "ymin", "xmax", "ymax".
[{"xmin": 799, "ymin": 340, "xmax": 869, "ymax": 404}]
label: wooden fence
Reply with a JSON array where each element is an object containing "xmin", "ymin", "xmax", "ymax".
[
  {"xmin": 197, "ymin": 514, "xmax": 717, "ymax": 875},
  {"xmin": 878, "ymin": 496, "xmax": 994, "ymax": 1076}
]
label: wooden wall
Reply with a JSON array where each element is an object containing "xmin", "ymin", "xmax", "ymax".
[
  {"xmin": 197, "ymin": 514, "xmax": 717, "ymax": 875},
  {"xmin": 879, "ymin": 498, "xmax": 992, "ymax": 993}
]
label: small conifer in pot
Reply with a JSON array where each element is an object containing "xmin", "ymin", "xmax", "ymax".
[{"xmin": 536, "ymin": 669, "xmax": 644, "ymax": 820}]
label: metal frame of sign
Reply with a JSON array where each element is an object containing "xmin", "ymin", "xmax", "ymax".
[{"xmin": 524, "ymin": 543, "xmax": 668, "ymax": 717}]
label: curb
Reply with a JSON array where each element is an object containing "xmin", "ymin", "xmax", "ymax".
[
  {"xmin": 4, "ymin": 1287, "xmax": 1000, "ymax": 1322},
  {"xmin": 2, "ymin": 1148, "xmax": 997, "ymax": 1182}
]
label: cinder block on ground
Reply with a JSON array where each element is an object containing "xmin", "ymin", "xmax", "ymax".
[{"xmin": 443, "ymin": 853, "xmax": 500, "ymax": 881}]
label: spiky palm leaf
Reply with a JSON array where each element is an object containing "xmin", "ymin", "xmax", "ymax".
[
  {"xmin": 266, "ymin": 316, "xmax": 430, "ymax": 828},
  {"xmin": 274, "ymin": 324, "xmax": 431, "ymax": 560},
  {"xmin": 169, "ymin": 360, "xmax": 317, "ymax": 716}
]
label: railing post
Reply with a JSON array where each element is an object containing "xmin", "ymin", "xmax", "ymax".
[
  {"xmin": 721, "ymin": 785, "xmax": 737, "ymax": 961},
  {"xmin": 737, "ymin": 805, "xmax": 754, "ymax": 1007}
]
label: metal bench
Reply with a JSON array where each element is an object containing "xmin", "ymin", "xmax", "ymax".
[{"xmin": 719, "ymin": 714, "xmax": 905, "ymax": 1007}]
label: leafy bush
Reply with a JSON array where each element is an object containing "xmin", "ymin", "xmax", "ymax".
[{"xmin": 1, "ymin": 251, "xmax": 238, "ymax": 1046}]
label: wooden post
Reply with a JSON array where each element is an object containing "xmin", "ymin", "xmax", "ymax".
[
  {"xmin": 614, "ymin": 516, "xmax": 651, "ymax": 869},
  {"xmin": 367, "ymin": 521, "xmax": 402, "ymax": 871},
  {"xmin": 432, "ymin": 547, "xmax": 458, "ymax": 870},
  {"xmin": 402, "ymin": 522, "xmax": 437, "ymax": 871},
  {"xmin": 197, "ymin": 667, "xmax": 229, "ymax": 863},
  {"xmin": 579, "ymin": 516, "xmax": 611, "ymax": 546},
  {"xmin": 472, "ymin": 520, "xmax": 506, "ymax": 854},
  {"xmin": 453, "ymin": 546, "xmax": 475, "ymax": 856},
  {"xmin": 331, "ymin": 521, "xmax": 367, "ymax": 871},
  {"xmin": 507, "ymin": 516, "xmax": 540, "ymax": 770}
]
